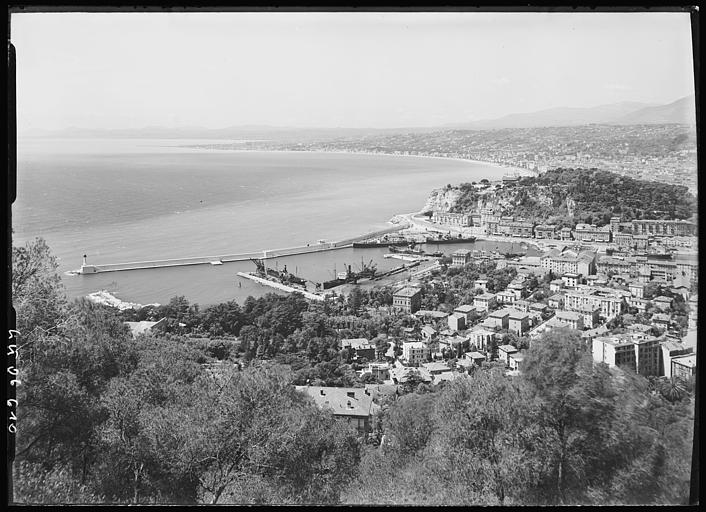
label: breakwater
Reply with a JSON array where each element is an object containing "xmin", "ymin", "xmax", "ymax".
[
  {"xmin": 236, "ymin": 272, "xmax": 325, "ymax": 301},
  {"xmin": 70, "ymin": 223, "xmax": 409, "ymax": 275}
]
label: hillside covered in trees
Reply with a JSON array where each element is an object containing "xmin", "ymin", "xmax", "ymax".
[
  {"xmin": 11, "ymin": 238, "xmax": 696, "ymax": 505},
  {"xmin": 449, "ymin": 168, "xmax": 697, "ymax": 227}
]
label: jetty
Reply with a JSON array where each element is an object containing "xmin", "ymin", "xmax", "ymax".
[
  {"xmin": 236, "ymin": 272, "xmax": 325, "ymax": 301},
  {"xmin": 69, "ymin": 223, "xmax": 410, "ymax": 276}
]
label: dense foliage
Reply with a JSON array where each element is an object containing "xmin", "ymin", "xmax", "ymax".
[
  {"xmin": 343, "ymin": 329, "xmax": 695, "ymax": 505},
  {"xmin": 452, "ymin": 168, "xmax": 696, "ymax": 226},
  {"xmin": 12, "ymin": 239, "xmax": 695, "ymax": 505}
]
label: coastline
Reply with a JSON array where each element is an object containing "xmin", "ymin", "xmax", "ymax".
[{"xmin": 184, "ymin": 146, "xmax": 532, "ymax": 176}]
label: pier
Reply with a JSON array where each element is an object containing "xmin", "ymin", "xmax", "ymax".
[
  {"xmin": 70, "ymin": 223, "xmax": 410, "ymax": 275},
  {"xmin": 236, "ymin": 272, "xmax": 325, "ymax": 301}
]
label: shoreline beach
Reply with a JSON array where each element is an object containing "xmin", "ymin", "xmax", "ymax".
[{"xmin": 182, "ymin": 146, "xmax": 532, "ymax": 176}]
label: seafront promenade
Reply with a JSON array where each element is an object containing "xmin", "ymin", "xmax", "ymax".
[{"xmin": 71, "ymin": 223, "xmax": 408, "ymax": 275}]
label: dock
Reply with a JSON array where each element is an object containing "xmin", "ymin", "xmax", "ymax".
[
  {"xmin": 70, "ymin": 221, "xmax": 411, "ymax": 275},
  {"xmin": 236, "ymin": 272, "xmax": 325, "ymax": 301}
]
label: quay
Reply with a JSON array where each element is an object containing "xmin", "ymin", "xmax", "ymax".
[
  {"xmin": 69, "ymin": 223, "xmax": 409, "ymax": 275},
  {"xmin": 236, "ymin": 272, "xmax": 325, "ymax": 301}
]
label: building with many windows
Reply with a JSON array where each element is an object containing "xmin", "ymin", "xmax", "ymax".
[
  {"xmin": 564, "ymin": 288, "xmax": 627, "ymax": 318},
  {"xmin": 393, "ymin": 286, "xmax": 422, "ymax": 314},
  {"xmin": 431, "ymin": 211, "xmax": 472, "ymax": 227},
  {"xmin": 631, "ymin": 219, "xmax": 697, "ymax": 237},
  {"xmin": 402, "ymin": 341, "xmax": 430, "ymax": 366},
  {"xmin": 534, "ymin": 224, "xmax": 558, "ymax": 239},
  {"xmin": 573, "ymin": 223, "xmax": 611, "ymax": 242},
  {"xmin": 671, "ymin": 354, "xmax": 696, "ymax": 380},
  {"xmin": 592, "ymin": 334, "xmax": 661, "ymax": 376},
  {"xmin": 452, "ymin": 249, "xmax": 472, "ymax": 267}
]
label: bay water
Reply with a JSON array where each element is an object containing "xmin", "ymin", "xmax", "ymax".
[{"xmin": 14, "ymin": 138, "xmax": 523, "ymax": 306}]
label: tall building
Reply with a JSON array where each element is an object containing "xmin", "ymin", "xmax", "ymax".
[
  {"xmin": 402, "ymin": 341, "xmax": 430, "ymax": 366},
  {"xmin": 592, "ymin": 334, "xmax": 661, "ymax": 376},
  {"xmin": 393, "ymin": 286, "xmax": 422, "ymax": 314}
]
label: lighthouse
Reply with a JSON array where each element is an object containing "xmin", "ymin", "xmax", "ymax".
[{"xmin": 79, "ymin": 254, "xmax": 98, "ymax": 274}]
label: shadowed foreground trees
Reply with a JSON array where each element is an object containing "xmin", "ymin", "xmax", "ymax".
[{"xmin": 342, "ymin": 328, "xmax": 694, "ymax": 505}]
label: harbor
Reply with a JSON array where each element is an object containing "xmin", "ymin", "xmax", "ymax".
[{"xmin": 67, "ymin": 223, "xmax": 410, "ymax": 276}]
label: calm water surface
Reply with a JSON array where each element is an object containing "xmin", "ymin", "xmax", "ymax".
[{"xmin": 15, "ymin": 138, "xmax": 524, "ymax": 305}]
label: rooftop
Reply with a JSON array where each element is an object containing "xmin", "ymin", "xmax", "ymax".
[
  {"xmin": 296, "ymin": 386, "xmax": 376, "ymax": 417},
  {"xmin": 394, "ymin": 286, "xmax": 421, "ymax": 298}
]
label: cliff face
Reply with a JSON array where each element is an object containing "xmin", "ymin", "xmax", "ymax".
[
  {"xmin": 423, "ymin": 184, "xmax": 570, "ymax": 221},
  {"xmin": 420, "ymin": 187, "xmax": 463, "ymax": 214}
]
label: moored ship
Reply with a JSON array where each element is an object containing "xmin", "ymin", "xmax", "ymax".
[{"xmin": 425, "ymin": 234, "xmax": 477, "ymax": 244}]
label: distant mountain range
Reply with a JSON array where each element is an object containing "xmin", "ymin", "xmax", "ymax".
[
  {"xmin": 21, "ymin": 95, "xmax": 695, "ymax": 139},
  {"xmin": 444, "ymin": 95, "xmax": 696, "ymax": 130}
]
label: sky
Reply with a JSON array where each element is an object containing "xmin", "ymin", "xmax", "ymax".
[{"xmin": 10, "ymin": 11, "xmax": 696, "ymax": 131}]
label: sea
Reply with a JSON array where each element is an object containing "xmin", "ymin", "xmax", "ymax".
[{"xmin": 14, "ymin": 138, "xmax": 529, "ymax": 306}]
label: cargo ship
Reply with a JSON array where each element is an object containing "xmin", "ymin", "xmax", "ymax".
[
  {"xmin": 388, "ymin": 243, "xmax": 424, "ymax": 255},
  {"xmin": 320, "ymin": 259, "xmax": 378, "ymax": 290},
  {"xmin": 425, "ymin": 234, "xmax": 476, "ymax": 244},
  {"xmin": 249, "ymin": 258, "xmax": 308, "ymax": 288}
]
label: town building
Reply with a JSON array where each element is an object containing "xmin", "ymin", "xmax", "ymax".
[
  {"xmin": 534, "ymin": 224, "xmax": 558, "ymax": 239},
  {"xmin": 421, "ymin": 361, "xmax": 452, "ymax": 375},
  {"xmin": 469, "ymin": 327, "xmax": 495, "ymax": 351},
  {"xmin": 464, "ymin": 351, "xmax": 486, "ymax": 367},
  {"xmin": 577, "ymin": 306, "xmax": 601, "ymax": 329},
  {"xmin": 393, "ymin": 286, "xmax": 422, "ymax": 314},
  {"xmin": 438, "ymin": 335, "xmax": 469, "ymax": 357},
  {"xmin": 652, "ymin": 296, "xmax": 673, "ymax": 311},
  {"xmin": 508, "ymin": 310, "xmax": 531, "ymax": 336},
  {"xmin": 660, "ymin": 341, "xmax": 693, "ymax": 379},
  {"xmin": 420, "ymin": 325, "xmax": 438, "ymax": 341},
  {"xmin": 651, "ymin": 313, "xmax": 671, "ymax": 330},
  {"xmin": 631, "ymin": 219, "xmax": 697, "ymax": 237},
  {"xmin": 592, "ymin": 334, "xmax": 661, "ymax": 376},
  {"xmin": 508, "ymin": 352, "xmax": 525, "ymax": 371},
  {"xmin": 562, "ymin": 272, "xmax": 580, "ymax": 288},
  {"xmin": 555, "ymin": 310, "xmax": 584, "ymax": 330},
  {"xmin": 573, "ymin": 223, "xmax": 611, "ymax": 243},
  {"xmin": 495, "ymin": 289, "xmax": 517, "ymax": 305},
  {"xmin": 497, "ymin": 219, "xmax": 534, "ymax": 237},
  {"xmin": 498, "ymin": 344, "xmax": 518, "ymax": 366},
  {"xmin": 628, "ymin": 282, "xmax": 645, "ymax": 299},
  {"xmin": 448, "ymin": 312, "xmax": 467, "ymax": 331},
  {"xmin": 453, "ymin": 304, "xmax": 476, "ymax": 323},
  {"xmin": 549, "ymin": 279, "xmax": 564, "ymax": 293},
  {"xmin": 671, "ymin": 354, "xmax": 696, "ymax": 380},
  {"xmin": 592, "ymin": 336, "xmax": 636, "ymax": 372},
  {"xmin": 613, "ymin": 232, "xmax": 635, "ymax": 249},
  {"xmin": 486, "ymin": 308, "xmax": 512, "ymax": 330},
  {"xmin": 474, "ymin": 292, "xmax": 497, "ymax": 313},
  {"xmin": 296, "ymin": 386, "xmax": 377, "ymax": 433},
  {"xmin": 340, "ymin": 338, "xmax": 376, "ymax": 361},
  {"xmin": 548, "ymin": 293, "xmax": 565, "ymax": 309},
  {"xmin": 402, "ymin": 341, "xmax": 430, "ymax": 366},
  {"xmin": 564, "ymin": 289, "xmax": 626, "ymax": 318},
  {"xmin": 474, "ymin": 279, "xmax": 489, "ymax": 291},
  {"xmin": 452, "ymin": 249, "xmax": 472, "ymax": 267},
  {"xmin": 431, "ymin": 211, "xmax": 472, "ymax": 227},
  {"xmin": 514, "ymin": 299, "xmax": 531, "ymax": 312}
]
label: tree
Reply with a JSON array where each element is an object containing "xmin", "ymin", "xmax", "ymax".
[
  {"xmin": 383, "ymin": 392, "xmax": 436, "ymax": 457},
  {"xmin": 431, "ymin": 369, "xmax": 530, "ymax": 505},
  {"xmin": 12, "ymin": 237, "xmax": 68, "ymax": 360},
  {"xmin": 519, "ymin": 328, "xmax": 622, "ymax": 505}
]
